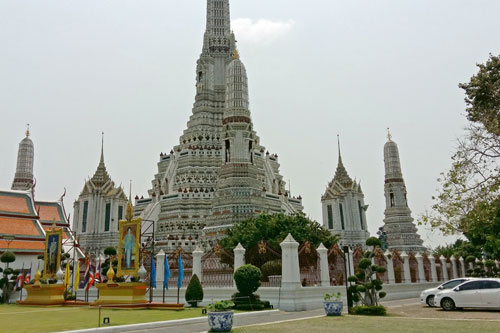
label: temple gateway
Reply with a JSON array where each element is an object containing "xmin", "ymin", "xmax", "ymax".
[{"xmin": 134, "ymin": 0, "xmax": 303, "ymax": 251}]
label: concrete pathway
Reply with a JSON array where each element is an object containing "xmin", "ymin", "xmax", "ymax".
[{"xmin": 121, "ymin": 298, "xmax": 420, "ymax": 333}]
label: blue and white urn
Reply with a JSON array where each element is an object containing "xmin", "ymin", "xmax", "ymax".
[
  {"xmin": 324, "ymin": 301, "xmax": 343, "ymax": 316},
  {"xmin": 208, "ymin": 311, "xmax": 234, "ymax": 332}
]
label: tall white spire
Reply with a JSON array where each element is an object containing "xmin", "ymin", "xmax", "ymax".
[{"xmin": 12, "ymin": 125, "xmax": 34, "ymax": 191}]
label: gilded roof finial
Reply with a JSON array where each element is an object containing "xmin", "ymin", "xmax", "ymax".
[
  {"xmin": 125, "ymin": 201, "xmax": 134, "ymax": 221},
  {"xmin": 233, "ymin": 49, "xmax": 239, "ymax": 60},
  {"xmin": 26, "ymin": 123, "xmax": 30, "ymax": 137},
  {"xmin": 387, "ymin": 128, "xmax": 392, "ymax": 141}
]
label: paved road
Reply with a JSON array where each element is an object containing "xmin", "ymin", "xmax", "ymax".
[{"xmin": 126, "ymin": 298, "xmax": 421, "ymax": 333}]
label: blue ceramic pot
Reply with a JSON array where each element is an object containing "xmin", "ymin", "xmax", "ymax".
[
  {"xmin": 324, "ymin": 301, "xmax": 343, "ymax": 316},
  {"xmin": 208, "ymin": 310, "xmax": 234, "ymax": 332}
]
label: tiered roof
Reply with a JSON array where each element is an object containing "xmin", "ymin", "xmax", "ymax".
[{"xmin": 0, "ymin": 190, "xmax": 45, "ymax": 253}]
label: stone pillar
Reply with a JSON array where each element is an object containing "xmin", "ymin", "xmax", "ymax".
[
  {"xmin": 469, "ymin": 261, "xmax": 474, "ymax": 271},
  {"xmin": 450, "ymin": 256, "xmax": 458, "ymax": 279},
  {"xmin": 384, "ymin": 250, "xmax": 395, "ymax": 284},
  {"xmin": 429, "ymin": 255, "xmax": 438, "ymax": 282},
  {"xmin": 317, "ymin": 243, "xmax": 330, "ymax": 287},
  {"xmin": 156, "ymin": 250, "xmax": 165, "ymax": 287},
  {"xmin": 401, "ymin": 251, "xmax": 411, "ymax": 284},
  {"xmin": 192, "ymin": 246, "xmax": 203, "ymax": 280},
  {"xmin": 440, "ymin": 256, "xmax": 448, "ymax": 281},
  {"xmin": 459, "ymin": 257, "xmax": 466, "ymax": 277},
  {"xmin": 280, "ymin": 234, "xmax": 301, "ymax": 289},
  {"xmin": 233, "ymin": 243, "xmax": 246, "ymax": 272},
  {"xmin": 415, "ymin": 252, "xmax": 426, "ymax": 282}
]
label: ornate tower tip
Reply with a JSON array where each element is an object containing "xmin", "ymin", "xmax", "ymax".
[
  {"xmin": 387, "ymin": 128, "xmax": 392, "ymax": 141},
  {"xmin": 26, "ymin": 123, "xmax": 30, "ymax": 137}
]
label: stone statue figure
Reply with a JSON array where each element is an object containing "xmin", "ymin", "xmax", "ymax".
[{"xmin": 123, "ymin": 227, "xmax": 135, "ymax": 269}]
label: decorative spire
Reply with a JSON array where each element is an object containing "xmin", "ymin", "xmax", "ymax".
[
  {"xmin": 26, "ymin": 123, "xmax": 30, "ymax": 137},
  {"xmin": 387, "ymin": 128, "xmax": 392, "ymax": 141},
  {"xmin": 100, "ymin": 132, "xmax": 104, "ymax": 164},
  {"xmin": 12, "ymin": 126, "xmax": 35, "ymax": 191},
  {"xmin": 333, "ymin": 135, "xmax": 353, "ymax": 188},
  {"xmin": 90, "ymin": 133, "xmax": 110, "ymax": 187}
]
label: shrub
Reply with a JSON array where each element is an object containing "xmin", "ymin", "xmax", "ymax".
[
  {"xmin": 104, "ymin": 247, "xmax": 117, "ymax": 257},
  {"xmin": 0, "ymin": 252, "xmax": 16, "ymax": 265},
  {"xmin": 261, "ymin": 260, "xmax": 282, "ymax": 281},
  {"xmin": 234, "ymin": 265, "xmax": 262, "ymax": 297},
  {"xmin": 207, "ymin": 300, "xmax": 234, "ymax": 312},
  {"xmin": 351, "ymin": 305, "xmax": 387, "ymax": 316},
  {"xmin": 348, "ymin": 239, "xmax": 387, "ymax": 306},
  {"xmin": 185, "ymin": 274, "xmax": 203, "ymax": 307}
]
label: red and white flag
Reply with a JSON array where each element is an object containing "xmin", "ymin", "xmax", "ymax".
[
  {"xmin": 24, "ymin": 263, "xmax": 32, "ymax": 284},
  {"xmin": 95, "ymin": 258, "xmax": 101, "ymax": 283}
]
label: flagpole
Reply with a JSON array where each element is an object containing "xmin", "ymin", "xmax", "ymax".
[{"xmin": 19, "ymin": 263, "xmax": 24, "ymax": 302}]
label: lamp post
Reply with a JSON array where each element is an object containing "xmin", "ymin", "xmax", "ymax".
[
  {"xmin": 343, "ymin": 245, "xmax": 353, "ymax": 313},
  {"xmin": 142, "ymin": 219, "xmax": 156, "ymax": 303}
]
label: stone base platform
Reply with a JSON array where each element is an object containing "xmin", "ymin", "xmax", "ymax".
[{"xmin": 19, "ymin": 284, "xmax": 65, "ymax": 306}]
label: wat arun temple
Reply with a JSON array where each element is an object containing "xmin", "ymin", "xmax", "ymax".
[{"xmin": 134, "ymin": 0, "xmax": 304, "ymax": 250}]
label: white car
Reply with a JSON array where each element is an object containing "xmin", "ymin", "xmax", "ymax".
[
  {"xmin": 435, "ymin": 279, "xmax": 500, "ymax": 310},
  {"xmin": 420, "ymin": 278, "xmax": 472, "ymax": 307}
]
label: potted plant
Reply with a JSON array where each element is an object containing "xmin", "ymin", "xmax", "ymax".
[
  {"xmin": 207, "ymin": 300, "xmax": 235, "ymax": 332},
  {"xmin": 323, "ymin": 292, "xmax": 343, "ymax": 316}
]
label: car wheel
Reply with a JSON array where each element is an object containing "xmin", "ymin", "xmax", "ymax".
[
  {"xmin": 441, "ymin": 298, "xmax": 456, "ymax": 311},
  {"xmin": 426, "ymin": 295, "xmax": 435, "ymax": 307}
]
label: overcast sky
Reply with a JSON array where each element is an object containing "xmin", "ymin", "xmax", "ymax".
[{"xmin": 1, "ymin": 0, "xmax": 499, "ymax": 249}]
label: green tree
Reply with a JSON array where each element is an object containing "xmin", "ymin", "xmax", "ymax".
[
  {"xmin": 220, "ymin": 213, "xmax": 339, "ymax": 267},
  {"xmin": 459, "ymin": 54, "xmax": 500, "ymax": 135},
  {"xmin": 421, "ymin": 54, "xmax": 500, "ymax": 260},
  {"xmin": 0, "ymin": 251, "xmax": 16, "ymax": 269},
  {"xmin": 234, "ymin": 265, "xmax": 262, "ymax": 297},
  {"xmin": 347, "ymin": 237, "xmax": 386, "ymax": 307},
  {"xmin": 185, "ymin": 274, "xmax": 203, "ymax": 307}
]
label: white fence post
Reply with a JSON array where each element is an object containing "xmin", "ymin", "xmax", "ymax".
[
  {"xmin": 459, "ymin": 257, "xmax": 466, "ymax": 277},
  {"xmin": 429, "ymin": 255, "xmax": 438, "ymax": 282},
  {"xmin": 450, "ymin": 256, "xmax": 458, "ymax": 279},
  {"xmin": 401, "ymin": 251, "xmax": 411, "ymax": 284},
  {"xmin": 384, "ymin": 250, "xmax": 395, "ymax": 284},
  {"xmin": 280, "ymin": 234, "xmax": 301, "ymax": 289},
  {"xmin": 415, "ymin": 252, "xmax": 425, "ymax": 282},
  {"xmin": 192, "ymin": 246, "xmax": 203, "ymax": 280},
  {"xmin": 317, "ymin": 243, "xmax": 330, "ymax": 287},
  {"xmin": 156, "ymin": 250, "xmax": 165, "ymax": 287},
  {"xmin": 440, "ymin": 256, "xmax": 448, "ymax": 281}
]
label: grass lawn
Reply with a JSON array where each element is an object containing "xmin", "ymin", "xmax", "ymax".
[
  {"xmin": 234, "ymin": 315, "xmax": 500, "ymax": 333},
  {"xmin": 0, "ymin": 304, "xmax": 208, "ymax": 332}
]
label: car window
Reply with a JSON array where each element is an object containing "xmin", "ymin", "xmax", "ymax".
[
  {"xmin": 459, "ymin": 281, "xmax": 482, "ymax": 291},
  {"xmin": 442, "ymin": 280, "xmax": 466, "ymax": 289},
  {"xmin": 482, "ymin": 281, "xmax": 500, "ymax": 289}
]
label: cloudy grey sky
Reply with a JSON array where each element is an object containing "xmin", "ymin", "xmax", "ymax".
[{"xmin": 1, "ymin": 0, "xmax": 499, "ymax": 248}]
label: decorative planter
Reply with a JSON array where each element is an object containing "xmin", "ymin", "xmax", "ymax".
[
  {"xmin": 207, "ymin": 311, "xmax": 234, "ymax": 332},
  {"xmin": 324, "ymin": 301, "xmax": 343, "ymax": 316}
]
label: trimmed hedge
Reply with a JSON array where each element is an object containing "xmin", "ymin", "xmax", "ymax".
[
  {"xmin": 351, "ymin": 305, "xmax": 387, "ymax": 316},
  {"xmin": 185, "ymin": 274, "xmax": 204, "ymax": 307},
  {"xmin": 234, "ymin": 265, "xmax": 262, "ymax": 297}
]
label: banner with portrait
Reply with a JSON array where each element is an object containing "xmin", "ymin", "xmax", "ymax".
[
  {"xmin": 117, "ymin": 219, "xmax": 141, "ymax": 277},
  {"xmin": 43, "ymin": 228, "xmax": 63, "ymax": 279}
]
